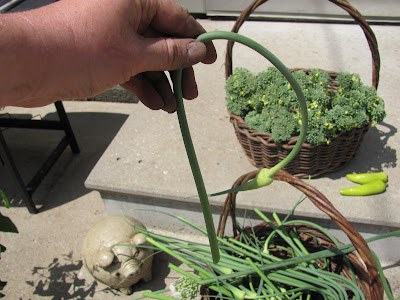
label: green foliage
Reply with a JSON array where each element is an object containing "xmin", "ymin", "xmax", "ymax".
[
  {"xmin": 226, "ymin": 67, "xmax": 386, "ymax": 145},
  {"xmin": 0, "ymin": 190, "xmax": 18, "ymax": 298},
  {"xmin": 0, "ymin": 191, "xmax": 8, "ymax": 209},
  {"xmin": 0, "ymin": 190, "xmax": 17, "ymax": 234}
]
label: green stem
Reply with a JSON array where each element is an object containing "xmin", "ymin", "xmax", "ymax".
[
  {"xmin": 246, "ymin": 257, "xmax": 280, "ymax": 294},
  {"xmin": 254, "ymin": 209, "xmax": 304, "ymax": 257},
  {"xmin": 371, "ymin": 250, "xmax": 395, "ymax": 300},
  {"xmin": 131, "ymin": 289, "xmax": 170, "ymax": 300},
  {"xmin": 282, "ymin": 219, "xmax": 356, "ymax": 282},
  {"xmin": 142, "ymin": 292, "xmax": 177, "ymax": 300},
  {"xmin": 173, "ymin": 68, "xmax": 219, "ymax": 263},
  {"xmin": 172, "ymin": 30, "xmax": 308, "ymax": 262}
]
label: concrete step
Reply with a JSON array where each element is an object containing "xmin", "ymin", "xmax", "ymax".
[{"xmin": 84, "ymin": 106, "xmax": 399, "ymax": 264}]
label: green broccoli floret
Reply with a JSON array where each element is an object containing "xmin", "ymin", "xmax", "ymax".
[
  {"xmin": 308, "ymin": 68, "xmax": 330, "ymax": 89},
  {"xmin": 358, "ymin": 85, "xmax": 386, "ymax": 125},
  {"xmin": 292, "ymin": 70, "xmax": 311, "ymax": 89},
  {"xmin": 256, "ymin": 66, "xmax": 286, "ymax": 87},
  {"xmin": 332, "ymin": 89, "xmax": 368, "ymax": 109},
  {"xmin": 367, "ymin": 95, "xmax": 386, "ymax": 126},
  {"xmin": 270, "ymin": 111, "xmax": 299, "ymax": 143},
  {"xmin": 265, "ymin": 83, "xmax": 295, "ymax": 107},
  {"xmin": 304, "ymin": 108, "xmax": 329, "ymax": 145},
  {"xmin": 336, "ymin": 72, "xmax": 363, "ymax": 93},
  {"xmin": 248, "ymin": 68, "xmax": 289, "ymax": 111},
  {"xmin": 332, "ymin": 76, "xmax": 386, "ymax": 126},
  {"xmin": 244, "ymin": 110, "xmax": 268, "ymax": 131},
  {"xmin": 304, "ymin": 87, "xmax": 330, "ymax": 110},
  {"xmin": 226, "ymin": 67, "xmax": 256, "ymax": 116},
  {"xmin": 326, "ymin": 105, "xmax": 369, "ymax": 133},
  {"xmin": 245, "ymin": 105, "xmax": 299, "ymax": 143},
  {"xmin": 248, "ymin": 91, "xmax": 266, "ymax": 113},
  {"xmin": 331, "ymin": 94, "xmax": 351, "ymax": 108},
  {"xmin": 306, "ymin": 128, "xmax": 328, "ymax": 145}
]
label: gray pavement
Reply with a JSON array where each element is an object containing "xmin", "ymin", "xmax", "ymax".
[{"xmin": 1, "ymin": 19, "xmax": 399, "ymax": 299}]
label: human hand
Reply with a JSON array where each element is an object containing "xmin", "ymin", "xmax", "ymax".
[
  {"xmin": 117, "ymin": 0, "xmax": 217, "ymax": 113},
  {"xmin": 0, "ymin": 0, "xmax": 216, "ymax": 111}
]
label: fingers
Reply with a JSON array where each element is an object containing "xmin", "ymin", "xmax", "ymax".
[
  {"xmin": 121, "ymin": 68, "xmax": 198, "ymax": 113},
  {"xmin": 138, "ymin": 0, "xmax": 217, "ymax": 68},
  {"xmin": 123, "ymin": 0, "xmax": 217, "ymax": 112},
  {"xmin": 181, "ymin": 67, "xmax": 198, "ymax": 100},
  {"xmin": 120, "ymin": 69, "xmax": 189, "ymax": 113},
  {"xmin": 135, "ymin": 37, "xmax": 207, "ymax": 73}
]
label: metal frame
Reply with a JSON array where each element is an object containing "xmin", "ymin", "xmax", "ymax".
[{"xmin": 0, "ymin": 101, "xmax": 79, "ymax": 213}]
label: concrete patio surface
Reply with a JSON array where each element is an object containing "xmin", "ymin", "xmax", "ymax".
[{"xmin": 0, "ymin": 19, "xmax": 399, "ymax": 299}]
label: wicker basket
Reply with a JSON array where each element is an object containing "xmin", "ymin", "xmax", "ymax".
[
  {"xmin": 226, "ymin": 0, "xmax": 380, "ymax": 178},
  {"xmin": 201, "ymin": 170, "xmax": 384, "ymax": 299}
]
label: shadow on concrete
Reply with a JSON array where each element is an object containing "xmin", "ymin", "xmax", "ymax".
[
  {"xmin": 383, "ymin": 259, "xmax": 400, "ymax": 271},
  {"xmin": 25, "ymin": 252, "xmax": 119, "ymax": 299},
  {"xmin": 325, "ymin": 121, "xmax": 397, "ymax": 180},
  {"xmin": 0, "ymin": 110, "xmax": 129, "ymax": 212},
  {"xmin": 25, "ymin": 251, "xmax": 180, "ymax": 299}
]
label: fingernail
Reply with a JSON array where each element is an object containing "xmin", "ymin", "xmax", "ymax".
[{"xmin": 187, "ymin": 41, "xmax": 206, "ymax": 64}]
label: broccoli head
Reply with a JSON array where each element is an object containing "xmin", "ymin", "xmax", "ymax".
[
  {"xmin": 325, "ymin": 105, "xmax": 369, "ymax": 133},
  {"xmin": 256, "ymin": 66, "xmax": 286, "ymax": 87},
  {"xmin": 244, "ymin": 110, "xmax": 269, "ymax": 132},
  {"xmin": 270, "ymin": 111, "xmax": 299, "ymax": 143},
  {"xmin": 336, "ymin": 72, "xmax": 363, "ymax": 93},
  {"xmin": 304, "ymin": 87, "xmax": 330, "ymax": 110},
  {"xmin": 291, "ymin": 70, "xmax": 311, "ymax": 90},
  {"xmin": 308, "ymin": 68, "xmax": 331, "ymax": 89},
  {"xmin": 226, "ymin": 67, "xmax": 386, "ymax": 145},
  {"xmin": 245, "ymin": 105, "xmax": 299, "ymax": 143},
  {"xmin": 306, "ymin": 128, "xmax": 329, "ymax": 145},
  {"xmin": 304, "ymin": 108, "xmax": 329, "ymax": 145},
  {"xmin": 367, "ymin": 95, "xmax": 386, "ymax": 126},
  {"xmin": 225, "ymin": 67, "xmax": 256, "ymax": 116}
]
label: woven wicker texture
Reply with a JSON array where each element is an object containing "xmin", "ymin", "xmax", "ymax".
[
  {"xmin": 202, "ymin": 170, "xmax": 384, "ymax": 299},
  {"xmin": 225, "ymin": 0, "xmax": 380, "ymax": 178}
]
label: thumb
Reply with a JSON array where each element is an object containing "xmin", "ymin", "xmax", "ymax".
[{"xmin": 138, "ymin": 38, "xmax": 207, "ymax": 72}]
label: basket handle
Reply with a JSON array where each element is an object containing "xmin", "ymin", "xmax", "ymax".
[
  {"xmin": 217, "ymin": 169, "xmax": 383, "ymax": 300},
  {"xmin": 225, "ymin": 0, "xmax": 380, "ymax": 89}
]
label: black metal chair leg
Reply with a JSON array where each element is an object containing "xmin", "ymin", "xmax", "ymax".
[
  {"xmin": 55, "ymin": 101, "xmax": 80, "ymax": 154},
  {"xmin": 0, "ymin": 130, "xmax": 38, "ymax": 214}
]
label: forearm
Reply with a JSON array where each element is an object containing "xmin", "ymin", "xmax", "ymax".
[
  {"xmin": 1, "ymin": 6, "xmax": 67, "ymax": 107},
  {"xmin": 0, "ymin": 0, "xmax": 216, "ymax": 109},
  {"xmin": 0, "ymin": 12, "xmax": 41, "ymax": 106},
  {"xmin": 0, "ymin": 1, "xmax": 114, "ymax": 107}
]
